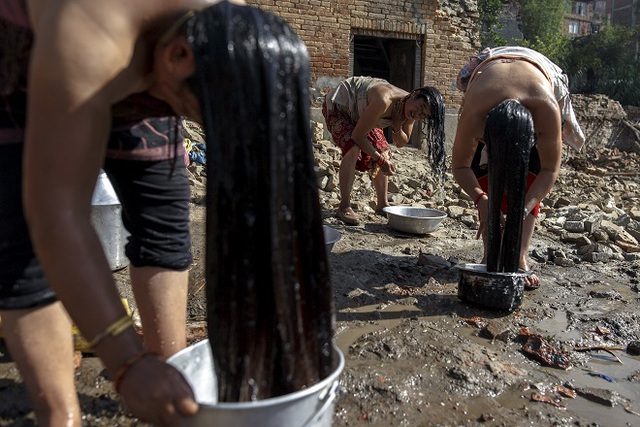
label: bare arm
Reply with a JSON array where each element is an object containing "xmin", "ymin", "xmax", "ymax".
[
  {"xmin": 451, "ymin": 106, "xmax": 485, "ymax": 202},
  {"xmin": 24, "ymin": 1, "xmax": 197, "ymax": 423},
  {"xmin": 390, "ymin": 118, "xmax": 414, "ymax": 148},
  {"xmin": 350, "ymin": 90, "xmax": 389, "ymax": 159},
  {"xmin": 25, "ymin": 0, "xmax": 143, "ymax": 374},
  {"xmin": 525, "ymin": 101, "xmax": 562, "ymax": 214},
  {"xmin": 451, "ymin": 101, "xmax": 490, "ymax": 238}
]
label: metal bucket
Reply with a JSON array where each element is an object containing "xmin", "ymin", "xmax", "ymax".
[
  {"xmin": 168, "ymin": 339, "xmax": 345, "ymax": 427},
  {"xmin": 322, "ymin": 225, "xmax": 341, "ymax": 254},
  {"xmin": 90, "ymin": 170, "xmax": 129, "ymax": 271},
  {"xmin": 457, "ymin": 263, "xmax": 531, "ymax": 311}
]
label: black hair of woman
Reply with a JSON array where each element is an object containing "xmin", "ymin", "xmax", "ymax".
[
  {"xmin": 183, "ymin": 1, "xmax": 335, "ymax": 402},
  {"xmin": 413, "ymin": 86, "xmax": 446, "ymax": 183},
  {"xmin": 484, "ymin": 99, "xmax": 535, "ymax": 273}
]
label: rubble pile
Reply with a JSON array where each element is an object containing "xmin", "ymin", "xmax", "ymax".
[
  {"xmin": 310, "ymin": 116, "xmax": 640, "ymax": 267},
  {"xmin": 184, "ymin": 93, "xmax": 640, "ymax": 268},
  {"xmin": 572, "ymin": 94, "xmax": 640, "ymax": 154},
  {"xmin": 537, "ymin": 147, "xmax": 640, "ymax": 263}
]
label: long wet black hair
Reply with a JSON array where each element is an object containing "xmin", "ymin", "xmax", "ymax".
[
  {"xmin": 484, "ymin": 99, "xmax": 535, "ymax": 273},
  {"xmin": 185, "ymin": 2, "xmax": 334, "ymax": 402},
  {"xmin": 413, "ymin": 86, "xmax": 446, "ymax": 183}
]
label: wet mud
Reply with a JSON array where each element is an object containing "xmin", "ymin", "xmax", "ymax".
[
  {"xmin": 327, "ymin": 224, "xmax": 640, "ymax": 427},
  {"xmin": 1, "ymin": 146, "xmax": 640, "ymax": 426}
]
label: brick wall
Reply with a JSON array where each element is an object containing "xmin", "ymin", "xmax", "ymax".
[{"xmin": 247, "ymin": 0, "xmax": 480, "ymax": 106}]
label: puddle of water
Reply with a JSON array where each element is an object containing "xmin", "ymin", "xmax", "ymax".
[
  {"xmin": 335, "ymin": 300, "xmax": 640, "ymax": 426},
  {"xmin": 550, "ymin": 351, "xmax": 640, "ymax": 401},
  {"xmin": 535, "ymin": 311, "xmax": 583, "ymax": 342},
  {"xmin": 335, "ymin": 303, "xmax": 422, "ymax": 351},
  {"xmin": 460, "ymin": 317, "xmax": 640, "ymax": 426},
  {"xmin": 531, "ymin": 343, "xmax": 640, "ymax": 425},
  {"xmin": 462, "ymin": 337, "xmax": 640, "ymax": 425}
]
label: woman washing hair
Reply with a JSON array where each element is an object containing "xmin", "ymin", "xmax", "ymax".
[
  {"xmin": 0, "ymin": 1, "xmax": 308, "ymax": 425},
  {"xmin": 322, "ymin": 76, "xmax": 446, "ymax": 225},
  {"xmin": 452, "ymin": 46, "xmax": 585, "ymax": 290}
]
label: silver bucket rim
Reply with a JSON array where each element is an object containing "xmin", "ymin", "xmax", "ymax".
[{"xmin": 169, "ymin": 338, "xmax": 345, "ymax": 410}]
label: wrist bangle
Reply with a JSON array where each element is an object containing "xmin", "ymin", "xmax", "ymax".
[
  {"xmin": 114, "ymin": 351, "xmax": 157, "ymax": 393},
  {"xmin": 473, "ymin": 192, "xmax": 488, "ymax": 207},
  {"xmin": 89, "ymin": 315, "xmax": 134, "ymax": 350}
]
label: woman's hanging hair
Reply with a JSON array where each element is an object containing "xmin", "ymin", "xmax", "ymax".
[
  {"xmin": 484, "ymin": 99, "xmax": 535, "ymax": 151},
  {"xmin": 484, "ymin": 99, "xmax": 535, "ymax": 273},
  {"xmin": 185, "ymin": 2, "xmax": 334, "ymax": 402},
  {"xmin": 414, "ymin": 86, "xmax": 446, "ymax": 183}
]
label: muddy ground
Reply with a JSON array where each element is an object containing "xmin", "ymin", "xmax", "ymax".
[{"xmin": 2, "ymin": 141, "xmax": 640, "ymax": 426}]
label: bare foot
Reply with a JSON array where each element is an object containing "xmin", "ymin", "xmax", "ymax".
[
  {"xmin": 374, "ymin": 203, "xmax": 391, "ymax": 215},
  {"xmin": 524, "ymin": 273, "xmax": 540, "ymax": 290},
  {"xmin": 520, "ymin": 259, "xmax": 540, "ymax": 290}
]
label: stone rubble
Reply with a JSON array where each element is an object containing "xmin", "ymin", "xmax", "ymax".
[
  {"xmin": 309, "ymin": 94, "xmax": 640, "ymax": 270},
  {"xmin": 183, "ymin": 93, "xmax": 640, "ymax": 270}
]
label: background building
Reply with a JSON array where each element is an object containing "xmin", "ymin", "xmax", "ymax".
[
  {"xmin": 248, "ymin": 0, "xmax": 479, "ymax": 109},
  {"xmin": 606, "ymin": 0, "xmax": 639, "ymax": 27},
  {"xmin": 606, "ymin": 0, "xmax": 640, "ymax": 59},
  {"xmin": 564, "ymin": 1, "xmax": 608, "ymax": 36}
]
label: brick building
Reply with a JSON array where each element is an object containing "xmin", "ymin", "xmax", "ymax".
[
  {"xmin": 606, "ymin": 0, "xmax": 639, "ymax": 59},
  {"xmin": 564, "ymin": 1, "xmax": 608, "ymax": 36},
  {"xmin": 248, "ymin": 0, "xmax": 479, "ymax": 108},
  {"xmin": 606, "ymin": 0, "xmax": 639, "ymax": 27}
]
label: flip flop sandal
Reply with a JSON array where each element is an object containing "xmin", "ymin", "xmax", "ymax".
[
  {"xmin": 524, "ymin": 272, "xmax": 540, "ymax": 290},
  {"xmin": 337, "ymin": 208, "xmax": 360, "ymax": 225}
]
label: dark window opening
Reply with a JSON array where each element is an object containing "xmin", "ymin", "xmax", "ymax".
[{"xmin": 352, "ymin": 34, "xmax": 423, "ymax": 147}]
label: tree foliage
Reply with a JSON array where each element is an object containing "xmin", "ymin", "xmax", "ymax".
[
  {"xmin": 564, "ymin": 25, "xmax": 640, "ymax": 106},
  {"xmin": 517, "ymin": 0, "xmax": 569, "ymax": 64},
  {"xmin": 479, "ymin": 0, "xmax": 507, "ymax": 47},
  {"xmin": 476, "ymin": 0, "xmax": 640, "ymax": 106},
  {"xmin": 518, "ymin": 0, "xmax": 566, "ymax": 42}
]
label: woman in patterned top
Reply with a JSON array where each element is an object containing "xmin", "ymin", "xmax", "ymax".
[{"xmin": 323, "ymin": 76, "xmax": 445, "ymax": 225}]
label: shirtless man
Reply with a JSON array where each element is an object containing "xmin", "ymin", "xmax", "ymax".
[{"xmin": 451, "ymin": 46, "xmax": 585, "ymax": 289}]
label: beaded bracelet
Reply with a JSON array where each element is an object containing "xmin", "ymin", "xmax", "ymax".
[
  {"xmin": 114, "ymin": 351, "xmax": 157, "ymax": 393},
  {"xmin": 376, "ymin": 155, "xmax": 386, "ymax": 167},
  {"xmin": 89, "ymin": 315, "xmax": 134, "ymax": 350},
  {"xmin": 473, "ymin": 192, "xmax": 488, "ymax": 207}
]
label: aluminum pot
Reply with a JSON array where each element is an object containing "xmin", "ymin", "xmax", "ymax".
[
  {"xmin": 91, "ymin": 171, "xmax": 129, "ymax": 271},
  {"xmin": 322, "ymin": 225, "xmax": 341, "ymax": 254},
  {"xmin": 168, "ymin": 339, "xmax": 345, "ymax": 427},
  {"xmin": 382, "ymin": 206, "xmax": 447, "ymax": 235}
]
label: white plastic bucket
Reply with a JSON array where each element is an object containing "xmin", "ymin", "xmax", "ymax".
[{"xmin": 168, "ymin": 339, "xmax": 345, "ymax": 427}]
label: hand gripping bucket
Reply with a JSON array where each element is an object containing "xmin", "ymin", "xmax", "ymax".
[{"xmin": 168, "ymin": 339, "xmax": 345, "ymax": 427}]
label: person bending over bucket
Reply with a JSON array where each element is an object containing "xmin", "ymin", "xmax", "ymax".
[
  {"xmin": 0, "ymin": 1, "xmax": 303, "ymax": 425},
  {"xmin": 451, "ymin": 46, "xmax": 586, "ymax": 290},
  {"xmin": 322, "ymin": 76, "xmax": 446, "ymax": 225}
]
